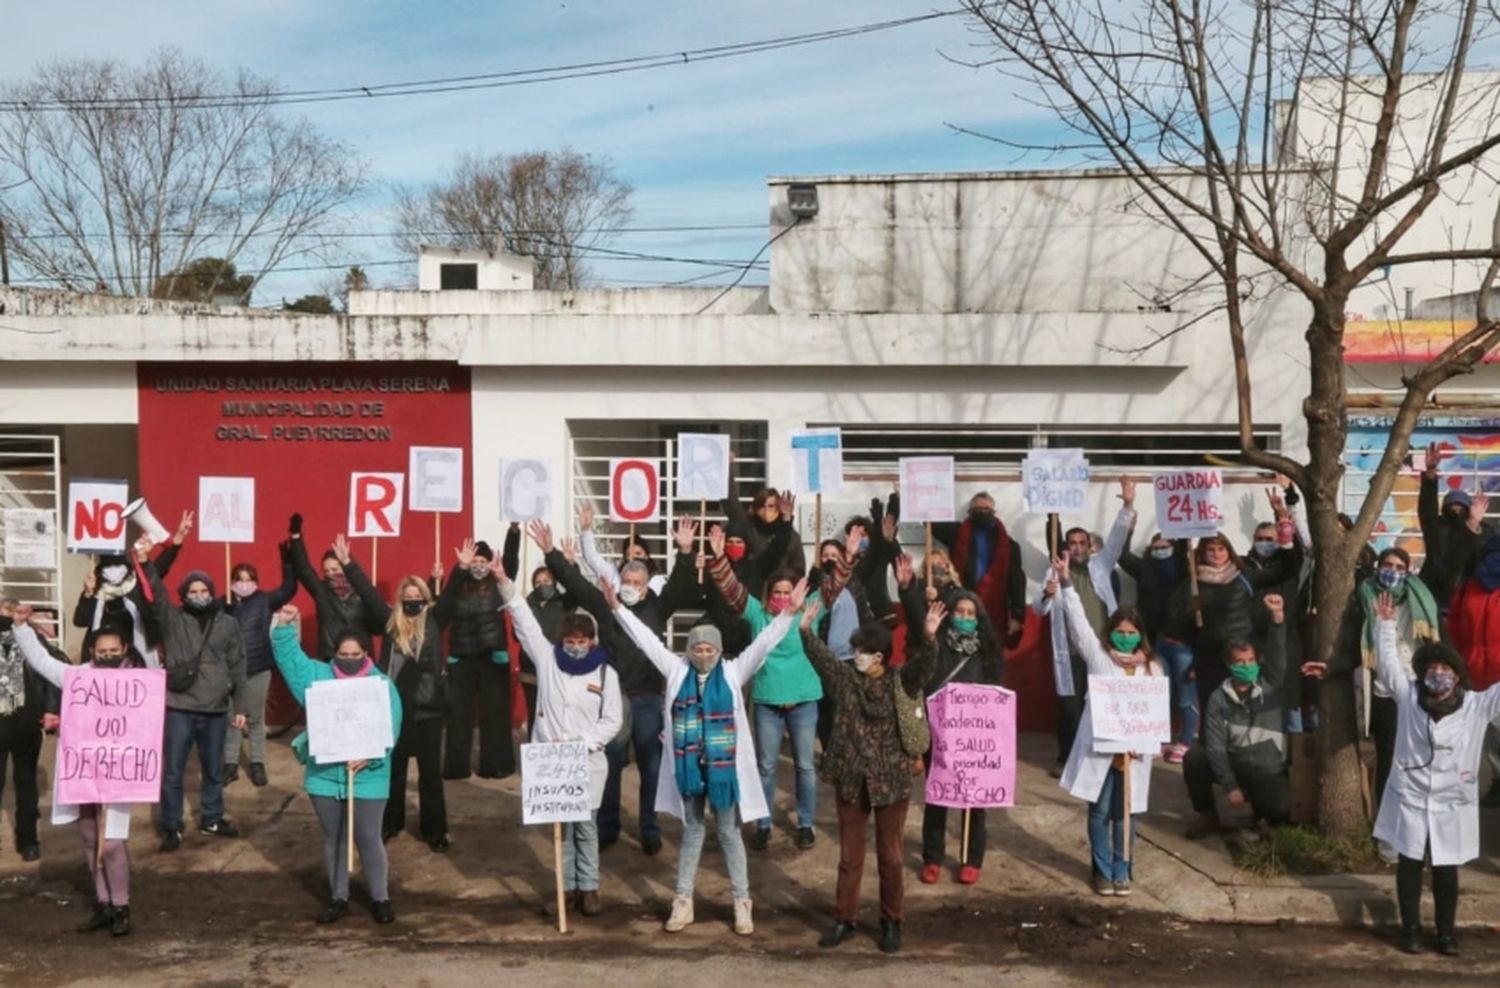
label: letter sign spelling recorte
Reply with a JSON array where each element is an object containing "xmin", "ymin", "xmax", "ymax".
[
  {"xmin": 789, "ymin": 427, "xmax": 844, "ymax": 495},
  {"xmin": 610, "ymin": 458, "xmax": 661, "ymax": 523},
  {"xmin": 676, "ymin": 433, "xmax": 730, "ymax": 501},
  {"xmin": 899, "ymin": 457, "xmax": 957, "ymax": 523},
  {"xmin": 67, "ymin": 479, "xmax": 130, "ymax": 553},
  {"xmin": 348, "ymin": 472, "xmax": 405, "ymax": 537},
  {"xmin": 198, "ymin": 476, "xmax": 256, "ymax": 544},
  {"xmin": 408, "ymin": 446, "xmax": 464, "ymax": 513},
  {"xmin": 500, "ymin": 459, "xmax": 553, "ymax": 523}
]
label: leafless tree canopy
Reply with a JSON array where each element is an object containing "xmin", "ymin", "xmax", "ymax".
[
  {"xmin": 394, "ymin": 150, "xmax": 634, "ymax": 290},
  {"xmin": 0, "ymin": 48, "xmax": 365, "ymax": 297}
]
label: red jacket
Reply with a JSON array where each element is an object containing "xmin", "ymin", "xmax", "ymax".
[
  {"xmin": 1446, "ymin": 578, "xmax": 1500, "ymax": 691},
  {"xmin": 947, "ymin": 518, "xmax": 1014, "ymax": 630}
]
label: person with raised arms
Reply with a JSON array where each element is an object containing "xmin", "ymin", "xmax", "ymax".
[
  {"xmin": 10, "ymin": 606, "xmax": 147, "ymax": 936},
  {"xmin": 285, "ymin": 513, "xmax": 386, "ymax": 660},
  {"xmin": 604, "ymin": 573, "xmax": 808, "ymax": 936},
  {"xmin": 270, "ymin": 605, "xmax": 401, "ymax": 925},
  {"xmin": 222, "ymin": 539, "xmax": 299, "ymax": 787}
]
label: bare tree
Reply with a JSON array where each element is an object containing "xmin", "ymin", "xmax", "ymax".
[
  {"xmin": 959, "ymin": 0, "xmax": 1500, "ymax": 837},
  {"xmin": 0, "ymin": 49, "xmax": 365, "ymax": 297},
  {"xmin": 394, "ymin": 150, "xmax": 633, "ymax": 289}
]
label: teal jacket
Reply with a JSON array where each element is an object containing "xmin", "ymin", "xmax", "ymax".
[
  {"xmin": 271, "ymin": 624, "xmax": 401, "ymax": 800},
  {"xmin": 744, "ymin": 595, "xmax": 824, "ymax": 706}
]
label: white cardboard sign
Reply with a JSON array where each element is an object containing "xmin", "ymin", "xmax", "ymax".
[
  {"xmin": 609, "ymin": 458, "xmax": 661, "ymax": 524},
  {"xmin": 789, "ymin": 427, "xmax": 844, "ymax": 495},
  {"xmin": 1088, "ymin": 675, "xmax": 1172, "ymax": 754},
  {"xmin": 1153, "ymin": 469, "xmax": 1225, "ymax": 539},
  {"xmin": 898, "ymin": 456, "xmax": 957, "ymax": 523},
  {"xmin": 409, "ymin": 446, "xmax": 464, "ymax": 513},
  {"xmin": 500, "ymin": 458, "xmax": 553, "ymax": 523},
  {"xmin": 305, "ymin": 677, "xmax": 394, "ymax": 764},
  {"xmin": 676, "ymin": 433, "xmax": 730, "ymax": 501},
  {"xmin": 348, "ymin": 472, "xmax": 405, "ymax": 538},
  {"xmin": 520, "ymin": 741, "xmax": 594, "ymax": 825},
  {"xmin": 67, "ymin": 479, "xmax": 129, "ymax": 554},
  {"xmin": 1022, "ymin": 449, "xmax": 1090, "ymax": 515},
  {"xmin": 198, "ymin": 476, "xmax": 256, "ymax": 544}
]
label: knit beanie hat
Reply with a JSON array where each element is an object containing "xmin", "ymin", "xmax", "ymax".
[
  {"xmin": 178, "ymin": 570, "xmax": 216, "ymax": 600},
  {"xmin": 686, "ymin": 624, "xmax": 723, "ymax": 656}
]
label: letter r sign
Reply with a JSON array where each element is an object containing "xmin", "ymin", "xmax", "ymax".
[{"xmin": 349, "ymin": 472, "xmax": 405, "ymax": 537}]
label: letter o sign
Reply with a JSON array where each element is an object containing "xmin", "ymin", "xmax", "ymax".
[{"xmin": 610, "ymin": 458, "xmax": 660, "ymax": 523}]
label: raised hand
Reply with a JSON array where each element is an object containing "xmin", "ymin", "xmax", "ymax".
[
  {"xmin": 601, "ymin": 577, "xmax": 620, "ymax": 611},
  {"xmin": 894, "ymin": 552, "xmax": 915, "ymax": 589},
  {"xmin": 561, "ymin": 536, "xmax": 579, "ymax": 566},
  {"xmin": 1118, "ymin": 476, "xmax": 1136, "ymax": 508},
  {"xmin": 1375, "ymin": 591, "xmax": 1396, "ymax": 622},
  {"xmin": 332, "ymin": 533, "xmax": 352, "ymax": 565},
  {"xmin": 800, "ymin": 598, "xmax": 824, "ymax": 632},
  {"xmin": 708, "ymin": 523, "xmax": 726, "ymax": 559},
  {"xmin": 1050, "ymin": 554, "xmax": 1070, "ymax": 587},
  {"xmin": 1300, "ymin": 660, "xmax": 1329, "ymax": 680},
  {"xmin": 132, "ymin": 535, "xmax": 152, "ymax": 563},
  {"xmin": 779, "ymin": 490, "xmax": 796, "ymax": 520},
  {"xmin": 925, "ymin": 601, "xmax": 949, "ymax": 640},
  {"xmin": 454, "ymin": 537, "xmax": 476, "ymax": 569},
  {"xmin": 579, "ymin": 502, "xmax": 595, "ymax": 532},
  {"xmin": 1263, "ymin": 593, "xmax": 1285, "ymax": 624},
  {"xmin": 1266, "ymin": 485, "xmax": 1289, "ymax": 520},
  {"xmin": 788, "ymin": 576, "xmax": 811, "ymax": 612},
  {"xmin": 882, "ymin": 511, "xmax": 898, "ymax": 542},
  {"xmin": 845, "ymin": 524, "xmax": 867, "ymax": 561},
  {"xmin": 1422, "ymin": 441, "xmax": 1443, "ymax": 479},
  {"xmin": 675, "ymin": 517, "xmax": 699, "ymax": 555},
  {"xmin": 13, "ymin": 603, "xmax": 33, "ymax": 626},
  {"xmin": 173, "ymin": 510, "xmax": 195, "ymax": 545},
  {"xmin": 1469, "ymin": 491, "xmax": 1489, "ymax": 533},
  {"xmin": 275, "ymin": 604, "xmax": 300, "ymax": 626},
  {"xmin": 83, "ymin": 572, "xmax": 98, "ymax": 597},
  {"xmin": 527, "ymin": 520, "xmax": 555, "ymax": 554}
]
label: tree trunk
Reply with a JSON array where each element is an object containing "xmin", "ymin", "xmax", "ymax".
[{"xmin": 1301, "ymin": 298, "xmax": 1369, "ymax": 839}]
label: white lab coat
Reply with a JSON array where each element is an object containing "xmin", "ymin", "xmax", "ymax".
[
  {"xmin": 505, "ymin": 595, "xmax": 622, "ymax": 809},
  {"xmin": 580, "ymin": 530, "xmax": 668, "ymax": 597},
  {"xmin": 1371, "ymin": 618, "xmax": 1500, "ymax": 866},
  {"xmin": 1055, "ymin": 587, "xmax": 1158, "ymax": 814},
  {"xmin": 12, "ymin": 624, "xmax": 156, "ymax": 840},
  {"xmin": 1035, "ymin": 506, "xmax": 1135, "ymax": 696},
  {"xmin": 611, "ymin": 604, "xmax": 794, "ymax": 824}
]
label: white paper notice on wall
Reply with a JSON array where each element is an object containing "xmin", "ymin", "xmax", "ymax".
[
  {"xmin": 198, "ymin": 476, "xmax": 255, "ymax": 544},
  {"xmin": 675, "ymin": 433, "xmax": 730, "ymax": 501},
  {"xmin": 499, "ymin": 459, "xmax": 553, "ymax": 523},
  {"xmin": 3, "ymin": 508, "xmax": 57, "ymax": 569},
  {"xmin": 409, "ymin": 446, "xmax": 464, "ymax": 513}
]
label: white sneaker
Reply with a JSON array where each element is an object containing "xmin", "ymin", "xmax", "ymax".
[
  {"xmin": 664, "ymin": 894, "xmax": 694, "ymax": 932},
  {"xmin": 733, "ymin": 897, "xmax": 754, "ymax": 936}
]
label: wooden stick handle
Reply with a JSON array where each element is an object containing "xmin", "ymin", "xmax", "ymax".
[
  {"xmin": 698, "ymin": 499, "xmax": 707, "ymax": 584},
  {"xmin": 554, "ymin": 822, "xmax": 568, "ymax": 934},
  {"xmin": 347, "ymin": 764, "xmax": 356, "ymax": 874},
  {"xmin": 925, "ymin": 523, "xmax": 934, "ymax": 586},
  {"xmin": 1122, "ymin": 763, "xmax": 1133, "ymax": 864}
]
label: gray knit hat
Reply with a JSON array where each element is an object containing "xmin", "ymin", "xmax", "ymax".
[{"xmin": 686, "ymin": 624, "xmax": 722, "ymax": 655}]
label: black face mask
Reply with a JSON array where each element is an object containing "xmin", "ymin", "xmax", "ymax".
[
  {"xmin": 92, "ymin": 653, "xmax": 127, "ymax": 669},
  {"xmin": 401, "ymin": 600, "xmax": 426, "ymax": 617},
  {"xmin": 184, "ymin": 597, "xmax": 217, "ymax": 615},
  {"xmin": 0, "ymin": 615, "xmax": 12, "ymax": 632},
  {"xmin": 333, "ymin": 656, "xmax": 367, "ymax": 676},
  {"xmin": 820, "ymin": 559, "xmax": 837, "ymax": 575},
  {"xmin": 536, "ymin": 583, "xmax": 558, "ymax": 601},
  {"xmin": 969, "ymin": 509, "xmax": 996, "ymax": 528}
]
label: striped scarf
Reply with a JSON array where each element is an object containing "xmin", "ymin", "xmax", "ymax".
[{"xmin": 672, "ymin": 663, "xmax": 739, "ymax": 811}]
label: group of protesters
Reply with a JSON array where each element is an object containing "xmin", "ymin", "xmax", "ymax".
[{"xmin": 1, "ymin": 443, "xmax": 1499, "ymax": 956}]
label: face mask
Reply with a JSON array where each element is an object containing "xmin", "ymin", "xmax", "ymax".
[
  {"xmin": 1377, "ymin": 569, "xmax": 1407, "ymax": 591},
  {"xmin": 931, "ymin": 564, "xmax": 951, "ymax": 584},
  {"xmin": 765, "ymin": 597, "xmax": 790, "ymax": 615},
  {"xmin": 101, "ymin": 565, "xmax": 129, "ymax": 585},
  {"xmin": 969, "ymin": 509, "xmax": 995, "ymax": 527},
  {"xmin": 619, "ymin": 584, "xmax": 643, "ymax": 606},
  {"xmin": 950, "ymin": 616, "xmax": 979, "ymax": 635},
  {"xmin": 92, "ymin": 650, "xmax": 126, "ymax": 668},
  {"xmin": 1109, "ymin": 630, "xmax": 1142, "ymax": 653},
  {"xmin": 1423, "ymin": 668, "xmax": 1457, "ymax": 697},
  {"xmin": 185, "ymin": 595, "xmax": 215, "ymax": 613},
  {"xmin": 537, "ymin": 583, "xmax": 558, "ymax": 601},
  {"xmin": 0, "ymin": 615, "xmax": 11, "ymax": 632},
  {"xmin": 857, "ymin": 538, "xmax": 870, "ymax": 553},
  {"xmin": 402, "ymin": 599, "xmax": 426, "ymax": 616},
  {"xmin": 469, "ymin": 562, "xmax": 491, "ymax": 580},
  {"xmin": 333, "ymin": 656, "xmax": 367, "ymax": 676},
  {"xmin": 690, "ymin": 650, "xmax": 720, "ymax": 674},
  {"xmin": 562, "ymin": 642, "xmax": 592, "ymax": 660},
  {"xmin": 1229, "ymin": 662, "xmax": 1261, "ymax": 685},
  {"xmin": 724, "ymin": 543, "xmax": 747, "ymax": 562},
  {"xmin": 852, "ymin": 651, "xmax": 881, "ymax": 674},
  {"xmin": 231, "ymin": 580, "xmax": 257, "ymax": 598},
  {"xmin": 1253, "ymin": 540, "xmax": 1277, "ymax": 558},
  {"xmin": 820, "ymin": 559, "xmax": 837, "ymax": 574},
  {"xmin": 1149, "ymin": 547, "xmax": 1173, "ymax": 560}
]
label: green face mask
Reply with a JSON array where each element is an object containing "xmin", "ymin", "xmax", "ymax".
[
  {"xmin": 1108, "ymin": 630, "xmax": 1142, "ymax": 653},
  {"xmin": 950, "ymin": 616, "xmax": 979, "ymax": 635},
  {"xmin": 1229, "ymin": 662, "xmax": 1261, "ymax": 685}
]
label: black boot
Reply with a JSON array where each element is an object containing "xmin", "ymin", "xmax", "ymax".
[
  {"xmin": 819, "ymin": 920, "xmax": 856, "ymax": 949},
  {"xmin": 879, "ymin": 918, "xmax": 903, "ymax": 954},
  {"xmin": 109, "ymin": 905, "xmax": 132, "ymax": 937},
  {"xmin": 316, "ymin": 898, "xmax": 349, "ymax": 925},
  {"xmin": 1435, "ymin": 929, "xmax": 1459, "ymax": 956},
  {"xmin": 1398, "ymin": 926, "xmax": 1422, "ymax": 954},
  {"xmin": 78, "ymin": 902, "xmax": 113, "ymax": 933}
]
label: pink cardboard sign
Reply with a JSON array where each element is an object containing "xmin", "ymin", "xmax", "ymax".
[
  {"xmin": 57, "ymin": 667, "xmax": 167, "ymax": 805},
  {"xmin": 925, "ymin": 682, "xmax": 1017, "ymax": 809}
]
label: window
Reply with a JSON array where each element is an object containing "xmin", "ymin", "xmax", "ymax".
[{"xmin": 438, "ymin": 263, "xmax": 478, "ymax": 290}]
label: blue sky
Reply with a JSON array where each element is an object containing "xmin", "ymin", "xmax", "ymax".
[{"xmin": 0, "ymin": 1, "xmax": 1060, "ymax": 300}]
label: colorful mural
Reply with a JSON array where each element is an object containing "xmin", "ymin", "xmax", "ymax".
[{"xmin": 1345, "ymin": 318, "xmax": 1493, "ymax": 363}]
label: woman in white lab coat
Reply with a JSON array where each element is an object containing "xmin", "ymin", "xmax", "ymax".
[
  {"xmin": 499, "ymin": 565, "xmax": 622, "ymax": 919},
  {"xmin": 1047, "ymin": 557, "xmax": 1162, "ymax": 897},
  {"xmin": 11, "ymin": 608, "xmax": 151, "ymax": 937},
  {"xmin": 1370, "ymin": 590, "xmax": 1500, "ymax": 956},
  {"xmin": 606, "ymin": 576, "xmax": 807, "ymax": 936}
]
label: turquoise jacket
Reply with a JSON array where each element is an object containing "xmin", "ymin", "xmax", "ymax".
[
  {"xmin": 271, "ymin": 624, "xmax": 401, "ymax": 800},
  {"xmin": 744, "ymin": 595, "xmax": 824, "ymax": 706}
]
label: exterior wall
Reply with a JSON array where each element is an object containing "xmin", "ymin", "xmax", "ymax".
[
  {"xmin": 349, "ymin": 285, "xmax": 769, "ymax": 317},
  {"xmin": 0, "ymin": 363, "xmax": 139, "ymax": 424}
]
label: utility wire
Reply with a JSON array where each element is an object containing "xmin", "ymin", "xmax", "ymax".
[{"xmin": 695, "ymin": 222, "xmax": 801, "ymax": 313}]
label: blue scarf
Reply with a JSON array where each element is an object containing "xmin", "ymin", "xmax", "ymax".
[
  {"xmin": 672, "ymin": 663, "xmax": 739, "ymax": 811},
  {"xmin": 554, "ymin": 643, "xmax": 609, "ymax": 676}
]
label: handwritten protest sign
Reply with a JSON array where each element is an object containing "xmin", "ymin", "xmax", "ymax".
[
  {"xmin": 1153, "ymin": 469, "xmax": 1224, "ymax": 539},
  {"xmin": 609, "ymin": 458, "xmax": 661, "ymax": 523},
  {"xmin": 500, "ymin": 458, "xmax": 553, "ymax": 522},
  {"xmin": 67, "ymin": 478, "xmax": 129, "ymax": 553},
  {"xmin": 676, "ymin": 433, "xmax": 730, "ymax": 501},
  {"xmin": 198, "ymin": 476, "xmax": 255, "ymax": 543},
  {"xmin": 4, "ymin": 508, "xmax": 57, "ymax": 569},
  {"xmin": 925, "ymin": 683, "xmax": 1017, "ymax": 809},
  {"xmin": 56, "ymin": 667, "xmax": 166, "ymax": 805},
  {"xmin": 521, "ymin": 741, "xmax": 594, "ymax": 824},
  {"xmin": 789, "ymin": 428, "xmax": 844, "ymax": 495},
  {"xmin": 348, "ymin": 472, "xmax": 405, "ymax": 537},
  {"xmin": 1022, "ymin": 449, "xmax": 1090, "ymax": 515},
  {"xmin": 1088, "ymin": 674, "xmax": 1172, "ymax": 754},
  {"xmin": 408, "ymin": 446, "xmax": 464, "ymax": 513},
  {"xmin": 305, "ymin": 677, "xmax": 394, "ymax": 764},
  {"xmin": 899, "ymin": 456, "xmax": 957, "ymax": 523}
]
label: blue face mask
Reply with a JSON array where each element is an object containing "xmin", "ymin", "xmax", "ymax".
[
  {"xmin": 1377, "ymin": 569, "xmax": 1407, "ymax": 591},
  {"xmin": 1149, "ymin": 547, "xmax": 1172, "ymax": 560},
  {"xmin": 858, "ymin": 538, "xmax": 870, "ymax": 553},
  {"xmin": 1253, "ymin": 540, "xmax": 1277, "ymax": 558}
]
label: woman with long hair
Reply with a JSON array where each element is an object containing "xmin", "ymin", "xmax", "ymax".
[{"xmin": 380, "ymin": 576, "xmax": 450, "ymax": 851}]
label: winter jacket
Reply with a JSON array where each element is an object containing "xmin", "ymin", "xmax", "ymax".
[
  {"xmin": 721, "ymin": 457, "xmax": 806, "ymax": 579},
  {"xmin": 288, "ymin": 536, "xmax": 385, "ymax": 658},
  {"xmin": 147, "ymin": 565, "xmax": 248, "ymax": 717},
  {"xmin": 804, "ymin": 629, "xmax": 932, "ymax": 807},
  {"xmin": 72, "ymin": 542, "xmax": 181, "ymax": 649},
  {"xmin": 1446, "ymin": 578, "xmax": 1500, "ymax": 691},
  {"xmin": 271, "ymin": 624, "xmax": 400, "ymax": 800},
  {"xmin": 930, "ymin": 518, "xmax": 1026, "ymax": 628},
  {"xmin": 1417, "ymin": 473, "xmax": 1484, "ymax": 609},
  {"xmin": 1201, "ymin": 622, "xmax": 1289, "ymax": 791},
  {"xmin": 224, "ymin": 549, "xmax": 299, "ymax": 676},
  {"xmin": 918, "ymin": 593, "xmax": 1004, "ymax": 695},
  {"xmin": 1117, "ymin": 541, "xmax": 1189, "ymax": 641},
  {"xmin": 378, "ymin": 611, "xmax": 446, "ymax": 724},
  {"xmin": 435, "ymin": 566, "xmax": 507, "ymax": 658},
  {"xmin": 1164, "ymin": 549, "xmax": 1294, "ymax": 686}
]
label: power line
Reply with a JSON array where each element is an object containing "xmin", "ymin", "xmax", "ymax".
[
  {"xmin": 0, "ymin": 11, "xmax": 963, "ymax": 112},
  {"xmin": 3, "ymin": 223, "xmax": 767, "ymax": 241}
]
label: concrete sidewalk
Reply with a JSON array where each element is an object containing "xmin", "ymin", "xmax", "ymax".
[{"xmin": 2, "ymin": 730, "xmax": 1499, "ymax": 939}]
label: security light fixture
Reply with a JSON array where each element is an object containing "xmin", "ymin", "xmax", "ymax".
[{"xmin": 787, "ymin": 183, "xmax": 819, "ymax": 219}]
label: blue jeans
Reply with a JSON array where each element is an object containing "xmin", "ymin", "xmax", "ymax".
[
  {"xmin": 160, "ymin": 708, "xmax": 228, "ymax": 833},
  {"xmin": 753, "ymin": 701, "xmax": 818, "ymax": 832},
  {"xmin": 562, "ymin": 813, "xmax": 600, "ymax": 892},
  {"xmin": 1155, "ymin": 637, "xmax": 1198, "ymax": 745},
  {"xmin": 599, "ymin": 693, "xmax": 665, "ymax": 842},
  {"xmin": 1087, "ymin": 766, "xmax": 1135, "ymax": 883},
  {"xmin": 678, "ymin": 795, "xmax": 749, "ymax": 899}
]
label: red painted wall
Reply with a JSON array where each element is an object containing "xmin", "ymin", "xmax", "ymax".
[{"xmin": 136, "ymin": 361, "xmax": 475, "ymax": 651}]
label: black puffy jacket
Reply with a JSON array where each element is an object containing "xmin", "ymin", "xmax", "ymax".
[{"xmin": 436, "ymin": 566, "xmax": 507, "ymax": 657}]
